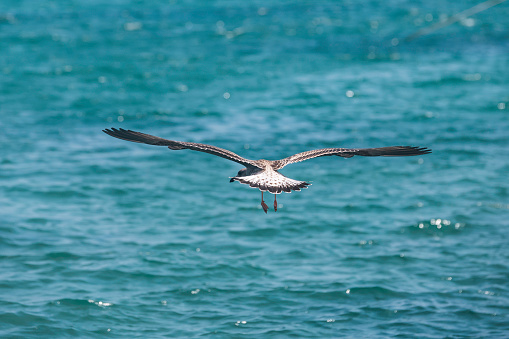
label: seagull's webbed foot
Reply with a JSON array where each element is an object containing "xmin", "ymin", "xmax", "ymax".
[
  {"xmin": 261, "ymin": 191, "xmax": 268, "ymax": 214},
  {"xmin": 274, "ymin": 194, "xmax": 277, "ymax": 212},
  {"xmin": 261, "ymin": 200, "xmax": 268, "ymax": 214}
]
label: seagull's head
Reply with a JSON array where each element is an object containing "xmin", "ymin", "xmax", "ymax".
[{"xmin": 230, "ymin": 168, "xmax": 248, "ymax": 182}]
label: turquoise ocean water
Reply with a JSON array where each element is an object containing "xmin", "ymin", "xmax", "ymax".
[{"xmin": 1, "ymin": 0, "xmax": 509, "ymax": 337}]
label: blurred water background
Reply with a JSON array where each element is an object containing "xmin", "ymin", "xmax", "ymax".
[{"xmin": 1, "ymin": 0, "xmax": 508, "ymax": 337}]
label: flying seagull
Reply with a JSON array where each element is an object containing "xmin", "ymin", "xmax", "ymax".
[{"xmin": 103, "ymin": 128, "xmax": 431, "ymax": 213}]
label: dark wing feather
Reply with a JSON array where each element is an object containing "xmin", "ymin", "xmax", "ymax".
[
  {"xmin": 273, "ymin": 146, "xmax": 431, "ymax": 169},
  {"xmin": 103, "ymin": 128, "xmax": 258, "ymax": 167}
]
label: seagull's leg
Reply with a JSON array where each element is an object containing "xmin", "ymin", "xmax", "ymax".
[
  {"xmin": 261, "ymin": 191, "xmax": 268, "ymax": 214},
  {"xmin": 274, "ymin": 194, "xmax": 277, "ymax": 212}
]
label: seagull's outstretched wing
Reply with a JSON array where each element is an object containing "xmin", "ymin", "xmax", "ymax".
[
  {"xmin": 272, "ymin": 146, "xmax": 432, "ymax": 170},
  {"xmin": 103, "ymin": 128, "xmax": 258, "ymax": 167}
]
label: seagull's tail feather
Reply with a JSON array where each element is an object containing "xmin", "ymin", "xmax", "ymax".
[{"xmin": 230, "ymin": 171, "xmax": 310, "ymax": 194}]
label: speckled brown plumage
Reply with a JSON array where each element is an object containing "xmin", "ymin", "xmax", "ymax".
[{"xmin": 103, "ymin": 128, "xmax": 431, "ymax": 213}]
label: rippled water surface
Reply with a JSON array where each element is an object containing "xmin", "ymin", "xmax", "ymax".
[{"xmin": 1, "ymin": 0, "xmax": 509, "ymax": 337}]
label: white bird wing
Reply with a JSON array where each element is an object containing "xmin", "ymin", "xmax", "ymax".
[
  {"xmin": 103, "ymin": 128, "xmax": 259, "ymax": 168},
  {"xmin": 272, "ymin": 146, "xmax": 432, "ymax": 169}
]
